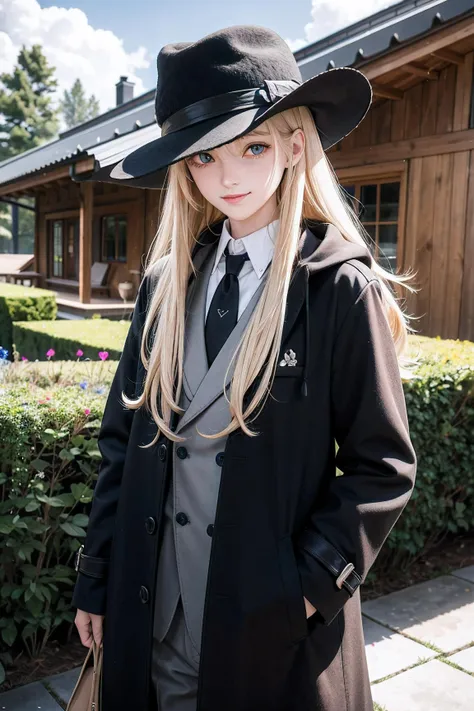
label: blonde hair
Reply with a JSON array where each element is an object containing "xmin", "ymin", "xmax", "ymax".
[{"xmin": 123, "ymin": 105, "xmax": 418, "ymax": 445}]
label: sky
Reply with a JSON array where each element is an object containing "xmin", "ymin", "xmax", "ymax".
[{"xmin": 0, "ymin": 0, "xmax": 400, "ymax": 117}]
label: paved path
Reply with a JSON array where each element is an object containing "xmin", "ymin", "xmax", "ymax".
[{"xmin": 0, "ymin": 565, "xmax": 473, "ymax": 710}]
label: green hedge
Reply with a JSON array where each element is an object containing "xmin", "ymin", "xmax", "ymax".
[
  {"xmin": 0, "ymin": 335, "xmax": 473, "ymax": 681},
  {"xmin": 0, "ymin": 283, "xmax": 57, "ymax": 361},
  {"xmin": 12, "ymin": 318, "xmax": 130, "ymax": 361}
]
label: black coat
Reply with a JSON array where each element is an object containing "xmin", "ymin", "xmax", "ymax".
[{"xmin": 72, "ymin": 220, "xmax": 417, "ymax": 711}]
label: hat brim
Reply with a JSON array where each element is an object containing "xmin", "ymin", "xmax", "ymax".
[{"xmin": 109, "ymin": 67, "xmax": 372, "ymax": 187}]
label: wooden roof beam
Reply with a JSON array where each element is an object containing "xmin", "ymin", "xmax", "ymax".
[
  {"xmin": 404, "ymin": 62, "xmax": 438, "ymax": 79},
  {"xmin": 360, "ymin": 13, "xmax": 474, "ymax": 80},
  {"xmin": 371, "ymin": 83, "xmax": 404, "ymax": 100},
  {"xmin": 430, "ymin": 48, "xmax": 464, "ymax": 66}
]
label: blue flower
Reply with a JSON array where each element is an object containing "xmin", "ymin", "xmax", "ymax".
[
  {"xmin": 93, "ymin": 385, "xmax": 106, "ymax": 395},
  {"xmin": 79, "ymin": 380, "xmax": 88, "ymax": 390},
  {"xmin": 0, "ymin": 347, "xmax": 9, "ymax": 360}
]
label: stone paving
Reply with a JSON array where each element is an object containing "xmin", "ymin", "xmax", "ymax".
[{"xmin": 0, "ymin": 565, "xmax": 473, "ymax": 710}]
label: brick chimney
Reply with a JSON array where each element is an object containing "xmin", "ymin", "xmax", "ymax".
[{"xmin": 115, "ymin": 76, "xmax": 135, "ymax": 106}]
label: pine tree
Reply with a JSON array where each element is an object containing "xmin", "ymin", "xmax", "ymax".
[
  {"xmin": 60, "ymin": 78, "xmax": 100, "ymax": 129},
  {"xmin": 0, "ymin": 44, "xmax": 59, "ymax": 160}
]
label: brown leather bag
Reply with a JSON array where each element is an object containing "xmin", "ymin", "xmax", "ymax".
[{"xmin": 66, "ymin": 639, "xmax": 103, "ymax": 711}]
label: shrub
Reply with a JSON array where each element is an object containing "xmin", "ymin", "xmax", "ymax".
[
  {"xmin": 0, "ymin": 358, "xmax": 118, "ymax": 389},
  {"xmin": 0, "ymin": 382, "xmax": 107, "ymax": 682},
  {"xmin": 0, "ymin": 283, "xmax": 57, "ymax": 361},
  {"xmin": 12, "ymin": 318, "xmax": 130, "ymax": 361},
  {"xmin": 370, "ymin": 334, "xmax": 474, "ymax": 579}
]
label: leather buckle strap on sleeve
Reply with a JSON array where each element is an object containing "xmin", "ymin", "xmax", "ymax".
[
  {"xmin": 74, "ymin": 545, "xmax": 109, "ymax": 579},
  {"xmin": 298, "ymin": 528, "xmax": 362, "ymax": 595}
]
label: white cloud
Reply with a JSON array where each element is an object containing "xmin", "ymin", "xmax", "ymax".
[
  {"xmin": 285, "ymin": 0, "xmax": 399, "ymax": 52},
  {"xmin": 0, "ymin": 0, "xmax": 150, "ymax": 125}
]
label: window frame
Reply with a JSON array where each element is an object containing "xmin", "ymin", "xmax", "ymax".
[
  {"xmin": 101, "ymin": 213, "xmax": 128, "ymax": 263},
  {"xmin": 337, "ymin": 161, "xmax": 408, "ymax": 274}
]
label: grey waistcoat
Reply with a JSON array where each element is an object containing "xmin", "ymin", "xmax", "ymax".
[{"xmin": 153, "ymin": 240, "xmax": 269, "ymax": 654}]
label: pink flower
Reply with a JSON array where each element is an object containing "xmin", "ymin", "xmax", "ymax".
[
  {"xmin": 46, "ymin": 348, "xmax": 55, "ymax": 358},
  {"xmin": 76, "ymin": 349, "xmax": 84, "ymax": 357},
  {"xmin": 21, "ymin": 356, "xmax": 28, "ymax": 362},
  {"xmin": 98, "ymin": 351, "xmax": 109, "ymax": 361},
  {"xmin": 84, "ymin": 408, "xmax": 91, "ymax": 416}
]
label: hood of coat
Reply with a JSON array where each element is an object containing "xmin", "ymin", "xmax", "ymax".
[
  {"xmin": 293, "ymin": 220, "xmax": 374, "ymax": 399},
  {"xmin": 299, "ymin": 219, "xmax": 372, "ymax": 273}
]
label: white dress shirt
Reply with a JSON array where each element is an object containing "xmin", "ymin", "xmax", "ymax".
[{"xmin": 205, "ymin": 217, "xmax": 279, "ymax": 321}]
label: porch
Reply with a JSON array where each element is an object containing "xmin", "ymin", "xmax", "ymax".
[{"xmin": 52, "ymin": 289, "xmax": 135, "ymax": 321}]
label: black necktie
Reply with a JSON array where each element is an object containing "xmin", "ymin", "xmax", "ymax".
[{"xmin": 205, "ymin": 243, "xmax": 250, "ymax": 366}]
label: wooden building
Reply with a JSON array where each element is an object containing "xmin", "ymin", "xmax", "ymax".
[{"xmin": 0, "ymin": 0, "xmax": 473, "ymax": 337}]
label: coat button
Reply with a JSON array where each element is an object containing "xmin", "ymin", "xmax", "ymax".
[
  {"xmin": 176, "ymin": 446, "xmax": 188, "ymax": 459},
  {"xmin": 159, "ymin": 443, "xmax": 167, "ymax": 462},
  {"xmin": 139, "ymin": 585, "xmax": 149, "ymax": 603},
  {"xmin": 145, "ymin": 516, "xmax": 156, "ymax": 535},
  {"xmin": 207, "ymin": 524, "xmax": 214, "ymax": 537},
  {"xmin": 176, "ymin": 512, "xmax": 189, "ymax": 526},
  {"xmin": 215, "ymin": 452, "xmax": 224, "ymax": 467}
]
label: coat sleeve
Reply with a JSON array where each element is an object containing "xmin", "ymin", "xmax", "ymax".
[
  {"xmin": 295, "ymin": 278, "xmax": 417, "ymax": 626},
  {"xmin": 71, "ymin": 274, "xmax": 150, "ymax": 615}
]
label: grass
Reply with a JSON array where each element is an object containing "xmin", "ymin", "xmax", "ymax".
[{"xmin": 0, "ymin": 282, "xmax": 56, "ymax": 298}]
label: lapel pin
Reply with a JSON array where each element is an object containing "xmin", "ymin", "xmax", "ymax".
[{"xmin": 279, "ymin": 349, "xmax": 297, "ymax": 366}]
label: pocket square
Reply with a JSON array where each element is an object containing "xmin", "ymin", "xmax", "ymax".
[{"xmin": 279, "ymin": 349, "xmax": 297, "ymax": 367}]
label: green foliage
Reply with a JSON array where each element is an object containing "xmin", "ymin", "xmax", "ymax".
[
  {"xmin": 0, "ymin": 44, "xmax": 59, "ymax": 160},
  {"xmin": 59, "ymin": 78, "xmax": 100, "ymax": 129},
  {"xmin": 12, "ymin": 318, "xmax": 130, "ymax": 361},
  {"xmin": 369, "ymin": 335, "xmax": 474, "ymax": 580},
  {"xmin": 0, "ymin": 359, "xmax": 118, "ymax": 388},
  {"xmin": 0, "ymin": 382, "xmax": 107, "ymax": 678},
  {"xmin": 0, "ymin": 283, "xmax": 57, "ymax": 361}
]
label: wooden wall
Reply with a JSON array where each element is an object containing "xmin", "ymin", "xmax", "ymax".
[{"xmin": 329, "ymin": 52, "xmax": 474, "ymax": 341}]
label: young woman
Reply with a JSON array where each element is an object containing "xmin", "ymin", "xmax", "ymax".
[{"xmin": 72, "ymin": 25, "xmax": 417, "ymax": 711}]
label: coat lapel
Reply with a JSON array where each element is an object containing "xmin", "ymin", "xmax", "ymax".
[{"xmin": 172, "ymin": 220, "xmax": 322, "ymax": 433}]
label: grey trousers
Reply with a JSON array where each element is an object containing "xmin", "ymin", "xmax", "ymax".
[{"xmin": 151, "ymin": 596, "xmax": 200, "ymax": 711}]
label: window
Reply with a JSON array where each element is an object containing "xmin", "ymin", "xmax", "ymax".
[
  {"xmin": 101, "ymin": 215, "xmax": 127, "ymax": 262},
  {"xmin": 52, "ymin": 220, "xmax": 63, "ymax": 277},
  {"xmin": 341, "ymin": 180, "xmax": 401, "ymax": 272}
]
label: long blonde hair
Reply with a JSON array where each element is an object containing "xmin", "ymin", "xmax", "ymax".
[{"xmin": 123, "ymin": 105, "xmax": 418, "ymax": 444}]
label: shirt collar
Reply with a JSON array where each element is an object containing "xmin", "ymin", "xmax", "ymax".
[{"xmin": 212, "ymin": 217, "xmax": 279, "ymax": 279}]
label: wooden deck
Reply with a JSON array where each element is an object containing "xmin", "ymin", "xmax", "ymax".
[{"xmin": 53, "ymin": 290, "xmax": 135, "ymax": 320}]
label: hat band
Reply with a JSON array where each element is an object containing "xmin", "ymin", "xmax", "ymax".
[{"xmin": 160, "ymin": 79, "xmax": 301, "ymax": 136}]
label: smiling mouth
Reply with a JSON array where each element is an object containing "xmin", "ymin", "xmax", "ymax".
[{"xmin": 222, "ymin": 193, "xmax": 250, "ymax": 201}]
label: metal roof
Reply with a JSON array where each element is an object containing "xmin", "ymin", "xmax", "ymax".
[
  {"xmin": 0, "ymin": 0, "xmax": 472, "ymax": 191},
  {"xmin": 0, "ymin": 92, "xmax": 157, "ymax": 188},
  {"xmin": 295, "ymin": 0, "xmax": 474, "ymax": 79}
]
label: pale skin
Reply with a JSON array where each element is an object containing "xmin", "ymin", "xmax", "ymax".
[{"xmin": 75, "ymin": 125, "xmax": 316, "ymax": 649}]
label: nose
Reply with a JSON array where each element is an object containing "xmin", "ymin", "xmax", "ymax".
[{"xmin": 220, "ymin": 159, "xmax": 240, "ymax": 189}]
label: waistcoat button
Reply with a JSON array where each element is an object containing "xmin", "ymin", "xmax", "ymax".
[
  {"xmin": 139, "ymin": 585, "xmax": 149, "ymax": 603},
  {"xmin": 159, "ymin": 443, "xmax": 167, "ymax": 462},
  {"xmin": 176, "ymin": 512, "xmax": 189, "ymax": 526},
  {"xmin": 145, "ymin": 516, "xmax": 156, "ymax": 535},
  {"xmin": 215, "ymin": 452, "xmax": 224, "ymax": 467},
  {"xmin": 176, "ymin": 446, "xmax": 188, "ymax": 459},
  {"xmin": 207, "ymin": 524, "xmax": 214, "ymax": 537}
]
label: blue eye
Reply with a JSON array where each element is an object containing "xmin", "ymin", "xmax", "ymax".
[
  {"xmin": 249, "ymin": 144, "xmax": 266, "ymax": 156},
  {"xmin": 197, "ymin": 152, "xmax": 212, "ymax": 163}
]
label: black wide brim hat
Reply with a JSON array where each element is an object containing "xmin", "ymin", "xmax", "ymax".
[{"xmin": 110, "ymin": 25, "xmax": 372, "ymax": 187}]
